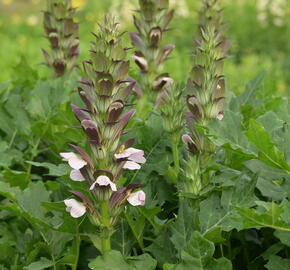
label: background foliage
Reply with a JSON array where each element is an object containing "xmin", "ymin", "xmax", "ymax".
[{"xmin": 0, "ymin": 0, "xmax": 289, "ymax": 269}]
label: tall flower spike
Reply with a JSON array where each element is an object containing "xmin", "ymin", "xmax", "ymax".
[
  {"xmin": 159, "ymin": 84, "xmax": 185, "ymax": 135},
  {"xmin": 42, "ymin": 0, "xmax": 80, "ymax": 77},
  {"xmin": 60, "ymin": 16, "xmax": 146, "ymax": 253},
  {"xmin": 130, "ymin": 0, "xmax": 175, "ymax": 100},
  {"xmin": 185, "ymin": 0, "xmax": 230, "ymax": 153},
  {"xmin": 182, "ymin": 0, "xmax": 230, "ymax": 195}
]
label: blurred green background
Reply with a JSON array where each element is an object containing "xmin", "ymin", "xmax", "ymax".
[{"xmin": 0, "ymin": 0, "xmax": 289, "ymax": 96}]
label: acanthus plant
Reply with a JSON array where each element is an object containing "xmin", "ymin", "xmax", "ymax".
[
  {"xmin": 60, "ymin": 16, "xmax": 146, "ymax": 253},
  {"xmin": 182, "ymin": 0, "xmax": 230, "ymax": 195},
  {"xmin": 42, "ymin": 0, "xmax": 80, "ymax": 77},
  {"xmin": 130, "ymin": 0, "xmax": 175, "ymax": 104}
]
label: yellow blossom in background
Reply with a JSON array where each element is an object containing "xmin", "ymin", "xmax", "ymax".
[
  {"xmin": 26, "ymin": 15, "xmax": 39, "ymax": 26},
  {"xmin": 31, "ymin": 0, "xmax": 40, "ymax": 4},
  {"xmin": 277, "ymin": 81, "xmax": 286, "ymax": 94},
  {"xmin": 2, "ymin": 0, "xmax": 12, "ymax": 5},
  {"xmin": 109, "ymin": 0, "xmax": 190, "ymax": 25},
  {"xmin": 12, "ymin": 14, "xmax": 21, "ymax": 24},
  {"xmin": 257, "ymin": 0, "xmax": 287, "ymax": 27},
  {"xmin": 72, "ymin": 0, "xmax": 85, "ymax": 9}
]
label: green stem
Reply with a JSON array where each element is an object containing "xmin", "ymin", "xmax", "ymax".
[
  {"xmin": 227, "ymin": 232, "xmax": 232, "ymax": 260},
  {"xmin": 25, "ymin": 137, "xmax": 41, "ymax": 183},
  {"xmin": 40, "ymin": 231, "xmax": 57, "ymax": 270},
  {"xmin": 170, "ymin": 133, "xmax": 180, "ymax": 183},
  {"xmin": 238, "ymin": 233, "xmax": 250, "ymax": 266},
  {"xmin": 72, "ymin": 234, "xmax": 81, "ymax": 270},
  {"xmin": 100, "ymin": 200, "xmax": 111, "ymax": 253},
  {"xmin": 172, "ymin": 136, "xmax": 180, "ymax": 174},
  {"xmin": 219, "ymin": 244, "xmax": 224, "ymax": 257}
]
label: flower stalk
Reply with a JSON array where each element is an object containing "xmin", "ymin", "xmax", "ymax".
[
  {"xmin": 159, "ymin": 84, "xmax": 185, "ymax": 183},
  {"xmin": 42, "ymin": 0, "xmax": 80, "ymax": 77},
  {"xmin": 130, "ymin": 0, "xmax": 175, "ymax": 102},
  {"xmin": 60, "ymin": 16, "xmax": 146, "ymax": 254},
  {"xmin": 182, "ymin": 0, "xmax": 230, "ymax": 194}
]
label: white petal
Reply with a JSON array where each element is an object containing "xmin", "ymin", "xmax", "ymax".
[
  {"xmin": 70, "ymin": 169, "xmax": 85, "ymax": 181},
  {"xmin": 114, "ymin": 147, "xmax": 143, "ymax": 159},
  {"xmin": 68, "ymin": 156, "xmax": 87, "ymax": 170},
  {"xmin": 123, "ymin": 161, "xmax": 141, "ymax": 170},
  {"xmin": 60, "ymin": 152, "xmax": 77, "ymax": 161},
  {"xmin": 89, "ymin": 181, "xmax": 97, "ymax": 191},
  {"xmin": 114, "ymin": 150, "xmax": 130, "ymax": 159},
  {"xmin": 89, "ymin": 175, "xmax": 117, "ymax": 191},
  {"xmin": 216, "ymin": 113, "xmax": 224, "ymax": 120},
  {"xmin": 60, "ymin": 152, "xmax": 87, "ymax": 170},
  {"xmin": 126, "ymin": 147, "xmax": 144, "ymax": 155},
  {"xmin": 64, "ymin": 199, "xmax": 86, "ymax": 218},
  {"xmin": 129, "ymin": 152, "xmax": 146, "ymax": 163},
  {"xmin": 127, "ymin": 190, "xmax": 146, "ymax": 206}
]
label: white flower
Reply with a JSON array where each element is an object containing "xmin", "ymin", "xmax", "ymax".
[
  {"xmin": 60, "ymin": 152, "xmax": 87, "ymax": 170},
  {"xmin": 114, "ymin": 147, "xmax": 146, "ymax": 170},
  {"xmin": 70, "ymin": 169, "xmax": 85, "ymax": 181},
  {"xmin": 64, "ymin": 199, "xmax": 86, "ymax": 218},
  {"xmin": 216, "ymin": 113, "xmax": 224, "ymax": 120},
  {"xmin": 127, "ymin": 190, "xmax": 146, "ymax": 206},
  {"xmin": 90, "ymin": 175, "xmax": 117, "ymax": 191}
]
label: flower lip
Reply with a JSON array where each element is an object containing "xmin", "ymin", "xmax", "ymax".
[
  {"xmin": 127, "ymin": 190, "xmax": 146, "ymax": 206},
  {"xmin": 70, "ymin": 144, "xmax": 94, "ymax": 168},
  {"xmin": 216, "ymin": 113, "xmax": 224, "ymax": 120},
  {"xmin": 70, "ymin": 169, "xmax": 85, "ymax": 181},
  {"xmin": 115, "ymin": 147, "xmax": 146, "ymax": 163},
  {"xmin": 109, "ymin": 184, "xmax": 145, "ymax": 208},
  {"xmin": 64, "ymin": 198, "xmax": 86, "ymax": 218},
  {"xmin": 90, "ymin": 175, "xmax": 117, "ymax": 191},
  {"xmin": 123, "ymin": 161, "xmax": 141, "ymax": 170},
  {"xmin": 114, "ymin": 147, "xmax": 146, "ymax": 170},
  {"xmin": 60, "ymin": 152, "xmax": 87, "ymax": 170}
]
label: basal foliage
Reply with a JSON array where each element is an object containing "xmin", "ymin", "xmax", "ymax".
[{"xmin": 0, "ymin": 0, "xmax": 289, "ymax": 270}]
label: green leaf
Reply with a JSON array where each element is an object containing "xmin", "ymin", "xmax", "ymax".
[
  {"xmin": 274, "ymin": 230, "xmax": 290, "ymax": 247},
  {"xmin": 237, "ymin": 201, "xmax": 290, "ymax": 231},
  {"xmin": 0, "ymin": 141, "xmax": 23, "ymax": 168},
  {"xmin": 125, "ymin": 208, "xmax": 146, "ymax": 250},
  {"xmin": 245, "ymin": 119, "xmax": 290, "ymax": 172},
  {"xmin": 4, "ymin": 94, "xmax": 31, "ymax": 136},
  {"xmin": 26, "ymin": 161, "xmax": 70, "ymax": 176},
  {"xmin": 26, "ymin": 78, "xmax": 70, "ymax": 120},
  {"xmin": 261, "ymin": 243, "xmax": 284, "ymax": 260},
  {"xmin": 2, "ymin": 169, "xmax": 29, "ymax": 189},
  {"xmin": 146, "ymin": 229, "xmax": 176, "ymax": 266},
  {"xmin": 0, "ymin": 181, "xmax": 21, "ymax": 200},
  {"xmin": 207, "ymin": 110, "xmax": 254, "ymax": 154},
  {"xmin": 89, "ymin": 250, "xmax": 157, "ymax": 270},
  {"xmin": 170, "ymin": 199, "xmax": 195, "ymax": 253},
  {"xmin": 137, "ymin": 206, "xmax": 162, "ymax": 232},
  {"xmin": 23, "ymin": 257, "xmax": 54, "ymax": 270},
  {"xmin": 18, "ymin": 182, "xmax": 50, "ymax": 220},
  {"xmin": 199, "ymin": 193, "xmax": 226, "ymax": 242},
  {"xmin": 127, "ymin": 254, "xmax": 157, "ymax": 270},
  {"xmin": 111, "ymin": 218, "xmax": 135, "ymax": 256},
  {"xmin": 236, "ymin": 72, "xmax": 266, "ymax": 107},
  {"xmin": 245, "ymin": 159, "xmax": 290, "ymax": 200},
  {"xmin": 265, "ymin": 255, "xmax": 290, "ymax": 270},
  {"xmin": 170, "ymin": 232, "xmax": 232, "ymax": 270},
  {"xmin": 90, "ymin": 250, "xmax": 128, "ymax": 270},
  {"xmin": 205, "ymin": 110, "xmax": 256, "ymax": 169}
]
